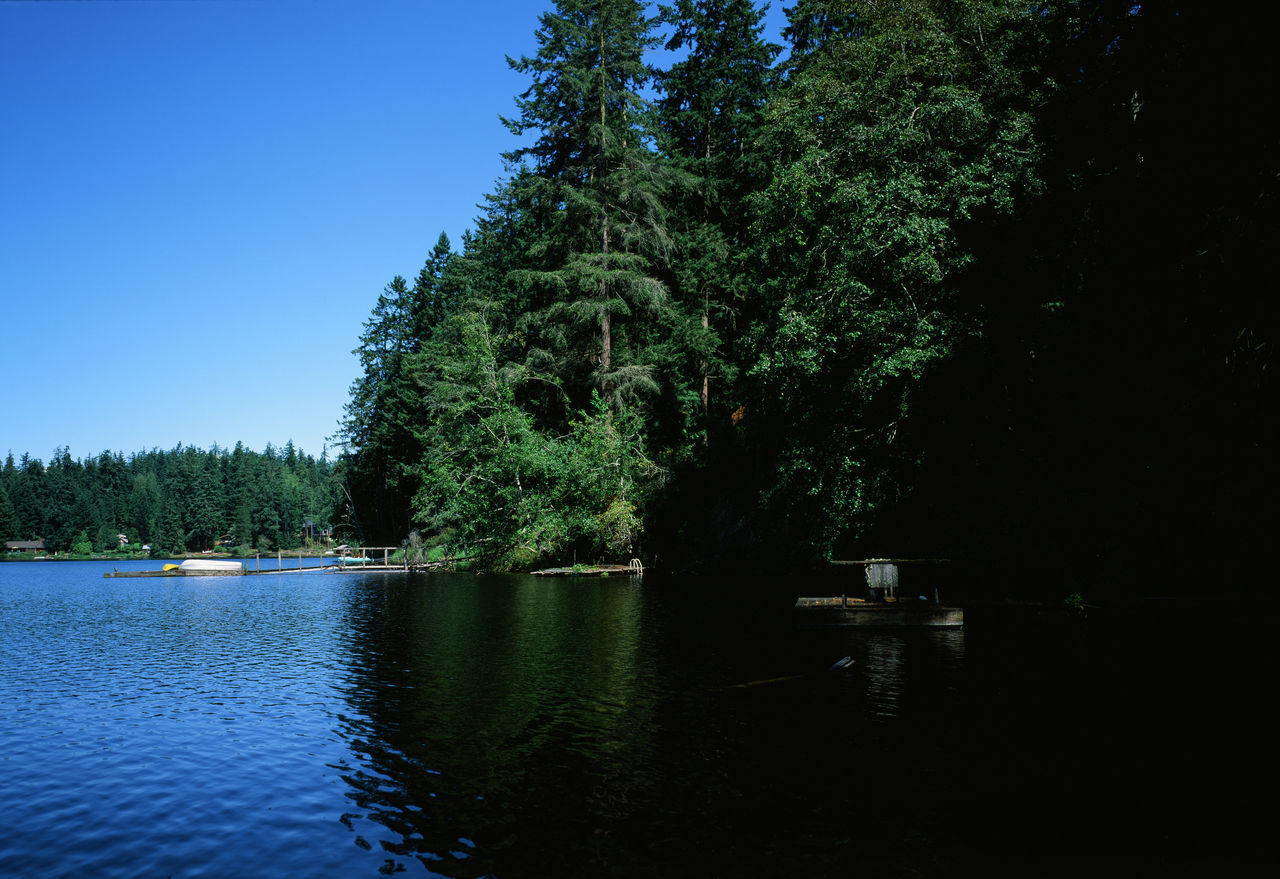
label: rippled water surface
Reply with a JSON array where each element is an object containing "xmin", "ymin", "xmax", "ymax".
[{"xmin": 0, "ymin": 561, "xmax": 1270, "ymax": 876}]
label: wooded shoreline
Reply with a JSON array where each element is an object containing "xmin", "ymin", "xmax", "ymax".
[{"xmin": 4, "ymin": 1, "xmax": 1274, "ymax": 600}]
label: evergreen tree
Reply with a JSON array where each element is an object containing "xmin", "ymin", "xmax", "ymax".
[
  {"xmin": 410, "ymin": 231, "xmax": 456, "ymax": 344},
  {"xmin": 654, "ymin": 0, "xmax": 779, "ymax": 445},
  {"xmin": 0, "ymin": 480, "xmax": 14, "ymax": 541},
  {"xmin": 95, "ymin": 451, "xmax": 130, "ymax": 533},
  {"xmin": 780, "ymin": 0, "xmax": 859, "ymax": 69},
  {"xmin": 129, "ymin": 471, "xmax": 162, "ymax": 546},
  {"xmin": 187, "ymin": 460, "xmax": 225, "ymax": 550},
  {"xmin": 10, "ymin": 454, "xmax": 46, "ymax": 540},
  {"xmin": 222, "ymin": 442, "xmax": 253, "ymax": 547},
  {"xmin": 412, "ymin": 300, "xmax": 656, "ymax": 568},
  {"xmin": 323, "ymin": 0, "xmax": 1275, "ymax": 588},
  {"xmin": 157, "ymin": 498, "xmax": 186, "ymax": 556},
  {"xmin": 43, "ymin": 448, "xmax": 81, "ymax": 551},
  {"xmin": 338, "ymin": 275, "xmax": 422, "ymax": 543},
  {"xmin": 251, "ymin": 448, "xmax": 284, "ymax": 550},
  {"xmin": 0, "ymin": 444, "xmax": 333, "ymax": 555},
  {"xmin": 503, "ymin": 0, "xmax": 670, "ymax": 405}
]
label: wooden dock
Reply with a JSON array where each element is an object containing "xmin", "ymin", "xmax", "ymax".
[
  {"xmin": 104, "ymin": 568, "xmax": 245, "ymax": 578},
  {"xmin": 794, "ymin": 596, "xmax": 964, "ymax": 628},
  {"xmin": 104, "ymin": 555, "xmax": 454, "ymax": 578},
  {"xmin": 796, "ymin": 557, "xmax": 960, "ymax": 626},
  {"xmin": 532, "ymin": 562, "xmax": 643, "ymax": 577}
]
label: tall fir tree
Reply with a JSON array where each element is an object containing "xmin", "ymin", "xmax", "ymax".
[
  {"xmin": 410, "ymin": 232, "xmax": 456, "ymax": 345},
  {"xmin": 338, "ymin": 275, "xmax": 423, "ymax": 543},
  {"xmin": 780, "ymin": 0, "xmax": 859, "ymax": 70},
  {"xmin": 654, "ymin": 0, "xmax": 779, "ymax": 448},
  {"xmin": 0, "ymin": 480, "xmax": 14, "ymax": 542},
  {"xmin": 503, "ymin": 0, "xmax": 671, "ymax": 406}
]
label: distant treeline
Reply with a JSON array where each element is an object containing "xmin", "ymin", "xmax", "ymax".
[
  {"xmin": 332, "ymin": 0, "xmax": 1277, "ymax": 592},
  {"xmin": 0, "ymin": 444, "xmax": 341, "ymax": 555}
]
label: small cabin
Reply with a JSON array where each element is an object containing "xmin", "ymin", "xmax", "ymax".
[
  {"xmin": 5, "ymin": 540, "xmax": 47, "ymax": 553},
  {"xmin": 300, "ymin": 520, "xmax": 331, "ymax": 542}
]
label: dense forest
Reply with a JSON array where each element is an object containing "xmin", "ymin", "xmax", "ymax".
[
  {"xmin": 0, "ymin": 444, "xmax": 339, "ymax": 556},
  {"xmin": 6, "ymin": 1, "xmax": 1274, "ymax": 597},
  {"xmin": 335, "ymin": 0, "xmax": 1277, "ymax": 594}
]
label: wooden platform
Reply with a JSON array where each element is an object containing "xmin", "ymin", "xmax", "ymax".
[
  {"xmin": 104, "ymin": 569, "xmax": 244, "ymax": 578},
  {"xmin": 794, "ymin": 596, "xmax": 964, "ymax": 628},
  {"xmin": 531, "ymin": 565, "xmax": 642, "ymax": 577},
  {"xmin": 104, "ymin": 561, "xmax": 457, "ymax": 578}
]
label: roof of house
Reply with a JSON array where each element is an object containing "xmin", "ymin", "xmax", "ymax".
[{"xmin": 5, "ymin": 540, "xmax": 46, "ymax": 550}]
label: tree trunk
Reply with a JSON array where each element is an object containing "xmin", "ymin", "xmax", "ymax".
[
  {"xmin": 700, "ymin": 305, "xmax": 709, "ymax": 413},
  {"xmin": 599, "ymin": 11, "xmax": 610, "ymax": 391},
  {"xmin": 601, "ymin": 311, "xmax": 612, "ymax": 379}
]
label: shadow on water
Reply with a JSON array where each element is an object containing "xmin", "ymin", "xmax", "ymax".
[{"xmin": 327, "ymin": 574, "xmax": 1274, "ymax": 877}]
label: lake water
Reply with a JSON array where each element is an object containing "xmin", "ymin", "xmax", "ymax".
[{"xmin": 0, "ymin": 561, "xmax": 1270, "ymax": 877}]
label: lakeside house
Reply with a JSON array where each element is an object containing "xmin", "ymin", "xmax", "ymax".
[
  {"xmin": 300, "ymin": 520, "xmax": 332, "ymax": 542},
  {"xmin": 5, "ymin": 540, "xmax": 47, "ymax": 553}
]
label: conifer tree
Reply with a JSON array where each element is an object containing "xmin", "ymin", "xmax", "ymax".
[
  {"xmin": 654, "ymin": 0, "xmax": 779, "ymax": 440},
  {"xmin": 339, "ymin": 275, "xmax": 422, "ymax": 542},
  {"xmin": 780, "ymin": 0, "xmax": 859, "ymax": 70},
  {"xmin": 158, "ymin": 498, "xmax": 186, "ymax": 556},
  {"xmin": 128, "ymin": 471, "xmax": 161, "ymax": 547},
  {"xmin": 0, "ymin": 480, "xmax": 14, "ymax": 542},
  {"xmin": 503, "ymin": 0, "xmax": 670, "ymax": 405},
  {"xmin": 410, "ymin": 232, "xmax": 456, "ymax": 346}
]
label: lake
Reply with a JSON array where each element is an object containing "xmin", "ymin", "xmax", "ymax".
[{"xmin": 0, "ymin": 561, "xmax": 1270, "ymax": 877}]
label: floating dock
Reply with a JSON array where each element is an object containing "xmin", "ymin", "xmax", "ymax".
[
  {"xmin": 532, "ymin": 562, "xmax": 643, "ymax": 577},
  {"xmin": 104, "ymin": 547, "xmax": 417, "ymax": 578},
  {"xmin": 796, "ymin": 557, "xmax": 961, "ymax": 627},
  {"xmin": 104, "ymin": 564, "xmax": 438, "ymax": 578},
  {"xmin": 104, "ymin": 568, "xmax": 245, "ymax": 578},
  {"xmin": 794, "ymin": 596, "xmax": 963, "ymax": 628}
]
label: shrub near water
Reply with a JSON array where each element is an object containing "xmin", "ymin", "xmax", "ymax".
[{"xmin": 70, "ymin": 532, "xmax": 93, "ymax": 557}]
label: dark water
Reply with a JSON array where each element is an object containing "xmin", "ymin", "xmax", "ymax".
[{"xmin": 0, "ymin": 561, "xmax": 1271, "ymax": 877}]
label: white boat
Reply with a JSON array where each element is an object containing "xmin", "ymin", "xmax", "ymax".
[{"xmin": 178, "ymin": 559, "xmax": 244, "ymax": 574}]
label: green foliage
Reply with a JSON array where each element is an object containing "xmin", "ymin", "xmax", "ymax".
[
  {"xmin": 500, "ymin": 0, "xmax": 674, "ymax": 408},
  {"xmin": 409, "ymin": 301, "xmax": 657, "ymax": 569},
  {"xmin": 400, "ymin": 530, "xmax": 429, "ymax": 566},
  {"xmin": 0, "ymin": 0, "xmax": 1245, "ymax": 595},
  {"xmin": 336, "ymin": 238, "xmax": 462, "ymax": 545},
  {"xmin": 0, "ymin": 444, "xmax": 340, "ymax": 556},
  {"xmin": 746, "ymin": 0, "xmax": 1049, "ymax": 558},
  {"xmin": 651, "ymin": 0, "xmax": 780, "ymax": 459},
  {"xmin": 326, "ymin": 0, "xmax": 1275, "ymax": 596},
  {"xmin": 70, "ymin": 530, "xmax": 93, "ymax": 556},
  {"xmin": 0, "ymin": 480, "xmax": 14, "ymax": 542}
]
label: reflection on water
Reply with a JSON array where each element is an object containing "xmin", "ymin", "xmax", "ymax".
[
  {"xmin": 858, "ymin": 629, "xmax": 965, "ymax": 720},
  {"xmin": 0, "ymin": 563, "xmax": 1271, "ymax": 877},
  {"xmin": 864, "ymin": 634, "xmax": 907, "ymax": 718},
  {"xmin": 323, "ymin": 582, "xmax": 989, "ymax": 877},
  {"xmin": 331, "ymin": 574, "xmax": 652, "ymax": 876}
]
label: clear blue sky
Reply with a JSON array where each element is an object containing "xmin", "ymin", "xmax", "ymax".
[{"xmin": 1, "ymin": 0, "xmax": 787, "ymax": 465}]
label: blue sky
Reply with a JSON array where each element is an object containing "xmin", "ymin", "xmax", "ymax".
[{"xmin": 1, "ymin": 0, "xmax": 786, "ymax": 464}]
